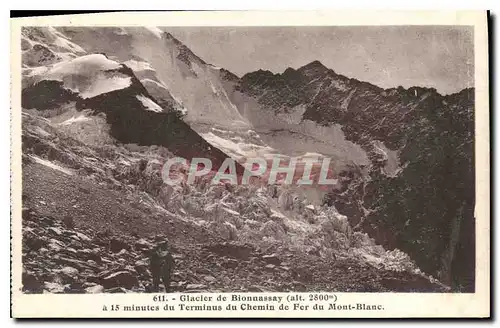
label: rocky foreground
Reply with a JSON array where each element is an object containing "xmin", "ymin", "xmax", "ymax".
[{"xmin": 21, "ymin": 205, "xmax": 446, "ymax": 294}]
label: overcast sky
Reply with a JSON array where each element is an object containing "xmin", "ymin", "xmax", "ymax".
[{"xmin": 167, "ymin": 26, "xmax": 474, "ymax": 95}]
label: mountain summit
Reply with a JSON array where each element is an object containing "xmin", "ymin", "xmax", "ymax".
[{"xmin": 297, "ymin": 60, "xmax": 330, "ymax": 76}]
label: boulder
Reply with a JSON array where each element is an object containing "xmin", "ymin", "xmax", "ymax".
[
  {"xmin": 351, "ymin": 232, "xmax": 376, "ymax": 248},
  {"xmin": 53, "ymin": 256, "xmax": 90, "ymax": 271},
  {"xmin": 261, "ymin": 254, "xmax": 281, "ymax": 265},
  {"xmin": 54, "ymin": 266, "xmax": 79, "ymax": 284},
  {"xmin": 75, "ymin": 232, "xmax": 91, "ymax": 242},
  {"xmin": 60, "ymin": 266, "xmax": 79, "ymax": 277},
  {"xmin": 108, "ymin": 238, "xmax": 131, "ymax": 253},
  {"xmin": 67, "ymin": 282, "xmax": 85, "ymax": 293},
  {"xmin": 23, "ymin": 231, "xmax": 47, "ymax": 252},
  {"xmin": 43, "ymin": 281, "xmax": 67, "ymax": 293},
  {"xmin": 85, "ymin": 284, "xmax": 104, "ymax": 294},
  {"xmin": 203, "ymin": 275, "xmax": 217, "ymax": 283},
  {"xmin": 47, "ymin": 239, "xmax": 65, "ymax": 251},
  {"xmin": 264, "ymin": 264, "xmax": 276, "ymax": 271},
  {"xmin": 77, "ymin": 249, "xmax": 102, "ymax": 263},
  {"xmin": 100, "ymin": 271, "xmax": 139, "ymax": 289},
  {"xmin": 48, "ymin": 227, "xmax": 63, "ymax": 236},
  {"xmin": 331, "ymin": 213, "xmax": 350, "ymax": 235},
  {"xmin": 134, "ymin": 238, "xmax": 152, "ymax": 251},
  {"xmin": 209, "ymin": 221, "xmax": 238, "ymax": 241},
  {"xmin": 134, "ymin": 259, "xmax": 149, "ymax": 276},
  {"xmin": 259, "ymin": 221, "xmax": 286, "ymax": 239},
  {"xmin": 116, "ymin": 249, "xmax": 128, "ymax": 256},
  {"xmin": 185, "ymin": 284, "xmax": 208, "ymax": 290}
]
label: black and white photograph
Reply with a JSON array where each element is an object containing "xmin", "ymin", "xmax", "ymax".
[{"xmin": 10, "ymin": 10, "xmax": 490, "ymax": 318}]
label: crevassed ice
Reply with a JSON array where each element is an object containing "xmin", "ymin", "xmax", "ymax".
[
  {"xmin": 29, "ymin": 155, "xmax": 73, "ymax": 176},
  {"xmin": 59, "ymin": 115, "xmax": 91, "ymax": 126}
]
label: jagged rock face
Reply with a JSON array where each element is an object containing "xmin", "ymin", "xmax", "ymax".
[
  {"xmin": 231, "ymin": 63, "xmax": 475, "ymax": 291},
  {"xmin": 361, "ymin": 89, "xmax": 475, "ymax": 290}
]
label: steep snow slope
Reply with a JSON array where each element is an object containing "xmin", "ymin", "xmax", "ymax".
[{"xmin": 54, "ymin": 27, "xmax": 250, "ymax": 128}]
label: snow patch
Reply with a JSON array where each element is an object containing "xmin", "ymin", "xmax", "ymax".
[
  {"xmin": 136, "ymin": 95, "xmax": 163, "ymax": 113},
  {"xmin": 301, "ymin": 152, "xmax": 324, "ymax": 158},
  {"xmin": 201, "ymin": 131, "xmax": 274, "ymax": 159},
  {"xmin": 141, "ymin": 78, "xmax": 167, "ymax": 90},
  {"xmin": 59, "ymin": 115, "xmax": 91, "ymax": 126},
  {"xmin": 33, "ymin": 126, "xmax": 51, "ymax": 137},
  {"xmin": 29, "ymin": 155, "xmax": 73, "ymax": 175},
  {"xmin": 124, "ymin": 60, "xmax": 154, "ymax": 72},
  {"xmin": 201, "ymin": 132, "xmax": 243, "ymax": 156},
  {"xmin": 209, "ymin": 81, "xmax": 219, "ymax": 95},
  {"xmin": 79, "ymin": 76, "xmax": 132, "ymax": 99},
  {"xmin": 26, "ymin": 66, "xmax": 49, "ymax": 77}
]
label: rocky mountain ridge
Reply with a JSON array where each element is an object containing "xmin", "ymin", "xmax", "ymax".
[{"xmin": 227, "ymin": 60, "xmax": 475, "ymax": 291}]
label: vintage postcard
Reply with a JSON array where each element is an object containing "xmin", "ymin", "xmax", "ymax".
[{"xmin": 10, "ymin": 11, "xmax": 490, "ymax": 318}]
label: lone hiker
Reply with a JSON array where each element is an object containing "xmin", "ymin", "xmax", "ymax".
[{"xmin": 149, "ymin": 238, "xmax": 175, "ymax": 293}]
